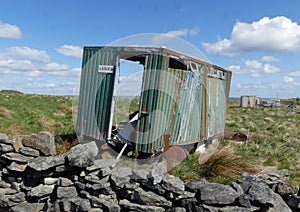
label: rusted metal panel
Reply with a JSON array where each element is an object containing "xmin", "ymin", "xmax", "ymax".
[{"xmin": 231, "ymin": 131, "xmax": 252, "ymax": 141}]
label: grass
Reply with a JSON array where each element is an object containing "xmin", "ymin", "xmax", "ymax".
[
  {"xmin": 225, "ymin": 100, "xmax": 300, "ymax": 186},
  {"xmin": 1, "ymin": 92, "xmax": 299, "ymax": 187},
  {"xmin": 112, "ymin": 97, "xmax": 140, "ymax": 124},
  {"xmin": 0, "ymin": 92, "xmax": 75, "ymax": 137},
  {"xmin": 173, "ymin": 143, "xmax": 258, "ymax": 184},
  {"xmin": 174, "ymin": 99, "xmax": 300, "ymax": 187}
]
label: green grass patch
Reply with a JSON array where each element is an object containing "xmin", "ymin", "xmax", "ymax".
[{"xmin": 0, "ymin": 92, "xmax": 75, "ymax": 137}]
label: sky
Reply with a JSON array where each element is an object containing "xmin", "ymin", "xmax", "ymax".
[{"xmin": 1, "ymin": 0, "xmax": 300, "ymax": 98}]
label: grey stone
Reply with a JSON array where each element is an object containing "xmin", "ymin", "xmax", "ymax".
[
  {"xmin": 0, "ymin": 133, "xmax": 8, "ymax": 141},
  {"xmin": 259, "ymin": 168, "xmax": 290, "ymax": 183},
  {"xmin": 85, "ymin": 174, "xmax": 101, "ymax": 184},
  {"xmin": 88, "ymin": 208, "xmax": 103, "ymax": 212},
  {"xmin": 86, "ymin": 169, "xmax": 100, "ymax": 176},
  {"xmin": 231, "ymin": 181, "xmax": 244, "ymax": 195},
  {"xmin": 86, "ymin": 182, "xmax": 108, "ymax": 191},
  {"xmin": 74, "ymin": 181, "xmax": 86, "ymax": 190},
  {"xmin": 111, "ymin": 175, "xmax": 130, "ymax": 189},
  {"xmin": 19, "ymin": 146, "xmax": 40, "ymax": 157},
  {"xmin": 237, "ymin": 174, "xmax": 259, "ymax": 192},
  {"xmin": 198, "ymin": 183, "xmax": 239, "ymax": 205},
  {"xmin": 219, "ymin": 206, "xmax": 254, "ymax": 212},
  {"xmin": 99, "ymin": 167, "xmax": 112, "ymax": 177},
  {"xmin": 151, "ymin": 162, "xmax": 167, "ymax": 185},
  {"xmin": 238, "ymin": 194, "xmax": 252, "ymax": 208},
  {"xmin": 67, "ymin": 141, "xmax": 98, "ymax": 168},
  {"xmin": 22, "ymin": 132, "xmax": 56, "ymax": 156},
  {"xmin": 124, "ymin": 182, "xmax": 140, "ymax": 190},
  {"xmin": 58, "ymin": 177, "xmax": 74, "ymax": 187},
  {"xmin": 0, "ymin": 192, "xmax": 25, "ymax": 208},
  {"xmin": 19, "ymin": 181, "xmax": 32, "ymax": 192},
  {"xmin": 80, "ymin": 170, "xmax": 86, "ymax": 177},
  {"xmin": 43, "ymin": 177, "xmax": 59, "ymax": 185},
  {"xmin": 275, "ymin": 182, "xmax": 295, "ymax": 195},
  {"xmin": 0, "ymin": 143, "xmax": 14, "ymax": 153},
  {"xmin": 111, "ymin": 166, "xmax": 132, "ymax": 177},
  {"xmin": 133, "ymin": 187, "xmax": 172, "ymax": 207},
  {"xmin": 57, "ymin": 186, "xmax": 78, "ymax": 199},
  {"xmin": 185, "ymin": 178, "xmax": 207, "ymax": 192},
  {"xmin": 0, "ymin": 188, "xmax": 18, "ymax": 196},
  {"xmin": 177, "ymin": 191, "xmax": 196, "ymax": 199},
  {"xmin": 7, "ymin": 162, "xmax": 27, "ymax": 172},
  {"xmin": 86, "ymin": 158, "xmax": 116, "ymax": 172},
  {"xmin": 178, "ymin": 198, "xmax": 199, "ymax": 212},
  {"xmin": 247, "ymin": 181, "xmax": 291, "ymax": 211},
  {"xmin": 202, "ymin": 204, "xmax": 219, "ymax": 212},
  {"xmin": 0, "ymin": 180, "xmax": 11, "ymax": 188},
  {"xmin": 119, "ymin": 199, "xmax": 165, "ymax": 212},
  {"xmin": 28, "ymin": 184, "xmax": 55, "ymax": 198},
  {"xmin": 142, "ymin": 180, "xmax": 166, "ymax": 195},
  {"xmin": 10, "ymin": 202, "xmax": 45, "ymax": 212},
  {"xmin": 55, "ymin": 164, "xmax": 68, "ymax": 172},
  {"xmin": 161, "ymin": 174, "xmax": 185, "ymax": 194},
  {"xmin": 132, "ymin": 168, "xmax": 151, "ymax": 181},
  {"xmin": 91, "ymin": 196, "xmax": 120, "ymax": 211},
  {"xmin": 11, "ymin": 138, "xmax": 23, "ymax": 152},
  {"xmin": 54, "ymin": 197, "xmax": 91, "ymax": 212},
  {"xmin": 28, "ymin": 156, "xmax": 65, "ymax": 171},
  {"xmin": 84, "ymin": 175, "xmax": 110, "ymax": 191},
  {"xmin": 166, "ymin": 207, "xmax": 186, "ymax": 212},
  {"xmin": 1, "ymin": 152, "xmax": 34, "ymax": 163},
  {"xmin": 11, "ymin": 182, "xmax": 21, "ymax": 192},
  {"xmin": 80, "ymin": 190, "xmax": 92, "ymax": 199}
]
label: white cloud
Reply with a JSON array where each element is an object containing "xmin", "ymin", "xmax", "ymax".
[
  {"xmin": 0, "ymin": 46, "xmax": 81, "ymax": 94},
  {"xmin": 288, "ymin": 71, "xmax": 300, "ymax": 77},
  {"xmin": 0, "ymin": 21, "xmax": 22, "ymax": 39},
  {"xmin": 228, "ymin": 59, "xmax": 281, "ymax": 78},
  {"xmin": 164, "ymin": 27, "xmax": 200, "ymax": 37},
  {"xmin": 244, "ymin": 59, "xmax": 262, "ymax": 70},
  {"xmin": 152, "ymin": 27, "xmax": 200, "ymax": 45},
  {"xmin": 40, "ymin": 62, "xmax": 69, "ymax": 71},
  {"xmin": 263, "ymin": 63, "xmax": 280, "ymax": 73},
  {"xmin": 6, "ymin": 46, "xmax": 50, "ymax": 62},
  {"xmin": 261, "ymin": 56, "xmax": 280, "ymax": 62},
  {"xmin": 284, "ymin": 76, "xmax": 294, "ymax": 83},
  {"xmin": 0, "ymin": 59, "xmax": 37, "ymax": 73},
  {"xmin": 40, "ymin": 62, "xmax": 80, "ymax": 77},
  {"xmin": 228, "ymin": 65, "xmax": 246, "ymax": 75},
  {"xmin": 55, "ymin": 45, "xmax": 83, "ymax": 59},
  {"xmin": 203, "ymin": 16, "xmax": 300, "ymax": 56}
]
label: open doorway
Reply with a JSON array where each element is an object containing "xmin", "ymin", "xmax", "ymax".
[{"xmin": 109, "ymin": 58, "xmax": 144, "ymax": 146}]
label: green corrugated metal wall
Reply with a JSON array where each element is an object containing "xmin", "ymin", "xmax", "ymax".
[
  {"xmin": 76, "ymin": 47, "xmax": 116, "ymax": 140},
  {"xmin": 135, "ymin": 57, "xmax": 205, "ymax": 153}
]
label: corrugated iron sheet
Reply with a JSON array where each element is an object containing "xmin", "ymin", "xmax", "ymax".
[
  {"xmin": 76, "ymin": 46, "xmax": 232, "ymax": 154},
  {"xmin": 76, "ymin": 47, "xmax": 117, "ymax": 140}
]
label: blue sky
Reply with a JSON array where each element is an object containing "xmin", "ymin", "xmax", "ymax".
[{"xmin": 1, "ymin": 0, "xmax": 300, "ymax": 98}]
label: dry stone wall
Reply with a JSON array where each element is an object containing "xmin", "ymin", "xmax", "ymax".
[{"xmin": 0, "ymin": 132, "xmax": 300, "ymax": 211}]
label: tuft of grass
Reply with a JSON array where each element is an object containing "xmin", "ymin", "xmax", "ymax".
[
  {"xmin": 173, "ymin": 144, "xmax": 258, "ymax": 184},
  {"xmin": 0, "ymin": 106, "xmax": 13, "ymax": 120}
]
